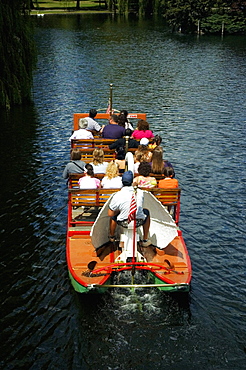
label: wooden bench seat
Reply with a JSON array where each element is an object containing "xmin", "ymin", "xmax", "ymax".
[
  {"xmin": 68, "ymin": 187, "xmax": 181, "ymax": 225},
  {"xmin": 69, "ymin": 188, "xmax": 118, "ymax": 208},
  {"xmin": 71, "ymin": 138, "xmax": 116, "ymax": 149},
  {"xmin": 78, "ymin": 148, "xmax": 117, "ymax": 162},
  {"xmin": 68, "ymin": 172, "xmax": 165, "ymax": 189},
  {"xmin": 71, "ymin": 147, "xmax": 137, "ymax": 163}
]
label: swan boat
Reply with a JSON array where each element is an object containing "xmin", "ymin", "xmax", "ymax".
[{"xmin": 66, "ymin": 89, "xmax": 192, "ymax": 293}]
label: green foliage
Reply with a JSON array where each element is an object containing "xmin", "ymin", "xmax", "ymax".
[
  {"xmin": 202, "ymin": 13, "xmax": 246, "ymax": 34},
  {"xmin": 162, "ymin": 0, "xmax": 214, "ymax": 33},
  {"xmin": 159, "ymin": 0, "xmax": 246, "ymax": 34},
  {"xmin": 0, "ymin": 1, "xmax": 36, "ymax": 109}
]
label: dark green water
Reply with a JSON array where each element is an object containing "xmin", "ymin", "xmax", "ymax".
[{"xmin": 0, "ymin": 14, "xmax": 245, "ymax": 370}]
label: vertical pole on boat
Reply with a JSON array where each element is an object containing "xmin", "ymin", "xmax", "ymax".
[
  {"xmin": 132, "ymin": 217, "xmax": 136, "ymax": 277},
  {"xmin": 109, "ymin": 83, "xmax": 113, "ymax": 114},
  {"xmin": 131, "ymin": 190, "xmax": 137, "ymax": 279},
  {"xmin": 125, "ymin": 135, "xmax": 129, "ymax": 153}
]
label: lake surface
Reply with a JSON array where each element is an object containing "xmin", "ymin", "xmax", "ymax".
[{"xmin": 0, "ymin": 14, "xmax": 245, "ymax": 370}]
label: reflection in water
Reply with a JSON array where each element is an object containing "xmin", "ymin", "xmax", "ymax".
[{"xmin": 0, "ymin": 14, "xmax": 245, "ymax": 369}]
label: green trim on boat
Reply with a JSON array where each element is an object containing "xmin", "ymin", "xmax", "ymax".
[
  {"xmin": 153, "ymin": 275, "xmax": 190, "ymax": 292},
  {"xmin": 68, "ymin": 271, "xmax": 111, "ymax": 294}
]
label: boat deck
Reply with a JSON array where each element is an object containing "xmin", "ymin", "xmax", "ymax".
[{"xmin": 67, "ymin": 229, "xmax": 190, "ymax": 288}]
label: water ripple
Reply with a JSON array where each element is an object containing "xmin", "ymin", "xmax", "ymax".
[{"xmin": 0, "ymin": 14, "xmax": 245, "ymax": 370}]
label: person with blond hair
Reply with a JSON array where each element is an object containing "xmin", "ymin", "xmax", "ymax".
[
  {"xmin": 101, "ymin": 161, "xmax": 123, "ymax": 189},
  {"xmin": 90, "ymin": 148, "xmax": 108, "ymax": 174}
]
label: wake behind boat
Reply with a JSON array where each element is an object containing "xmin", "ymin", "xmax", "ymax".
[{"xmin": 66, "ymin": 86, "xmax": 192, "ymax": 293}]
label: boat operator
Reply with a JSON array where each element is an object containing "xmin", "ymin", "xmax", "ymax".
[{"xmin": 107, "ymin": 171, "xmax": 152, "ymax": 247}]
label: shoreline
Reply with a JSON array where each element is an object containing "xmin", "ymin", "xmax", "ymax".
[{"xmin": 30, "ymin": 9, "xmax": 112, "ymax": 15}]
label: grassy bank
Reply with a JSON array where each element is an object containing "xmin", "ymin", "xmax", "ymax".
[{"xmin": 31, "ymin": 0, "xmax": 109, "ymax": 14}]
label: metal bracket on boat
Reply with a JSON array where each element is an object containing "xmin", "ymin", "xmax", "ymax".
[{"xmin": 87, "ymin": 283, "xmax": 189, "ymax": 289}]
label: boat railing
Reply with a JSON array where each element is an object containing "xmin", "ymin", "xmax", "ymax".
[
  {"xmin": 68, "ymin": 187, "xmax": 181, "ymax": 225},
  {"xmin": 73, "ymin": 112, "xmax": 147, "ymax": 130}
]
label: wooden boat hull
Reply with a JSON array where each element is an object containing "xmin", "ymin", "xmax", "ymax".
[{"xmin": 66, "ymin": 229, "xmax": 191, "ymax": 294}]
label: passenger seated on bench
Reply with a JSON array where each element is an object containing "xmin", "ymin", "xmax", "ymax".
[
  {"xmin": 69, "ymin": 118, "xmax": 94, "ymax": 141},
  {"xmin": 158, "ymin": 167, "xmax": 179, "ymax": 188},
  {"xmin": 101, "ymin": 161, "xmax": 123, "ymax": 189},
  {"xmin": 131, "ymin": 119, "xmax": 154, "ymax": 140},
  {"xmin": 115, "ymin": 148, "xmax": 126, "ymax": 174},
  {"xmin": 108, "ymin": 171, "xmax": 152, "ymax": 247},
  {"xmin": 118, "ymin": 110, "xmax": 134, "ymax": 131},
  {"xmin": 133, "ymin": 143, "xmax": 152, "ymax": 173},
  {"xmin": 90, "ymin": 148, "xmax": 108, "ymax": 174},
  {"xmin": 148, "ymin": 135, "xmax": 162, "ymax": 150},
  {"xmin": 78, "ymin": 164, "xmax": 101, "ymax": 189},
  {"xmin": 102, "ymin": 114, "xmax": 125, "ymax": 139},
  {"xmin": 62, "ymin": 149, "xmax": 86, "ymax": 179},
  {"xmin": 108, "ymin": 129, "xmax": 139, "ymax": 151},
  {"xmin": 85, "ymin": 109, "xmax": 104, "ymax": 134},
  {"xmin": 151, "ymin": 146, "xmax": 174, "ymax": 175},
  {"xmin": 133, "ymin": 162, "xmax": 157, "ymax": 188}
]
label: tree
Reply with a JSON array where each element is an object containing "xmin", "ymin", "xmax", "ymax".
[
  {"xmin": 0, "ymin": 0, "xmax": 36, "ymax": 108},
  {"xmin": 202, "ymin": 0, "xmax": 246, "ymax": 34},
  {"xmin": 162, "ymin": 0, "xmax": 214, "ymax": 33}
]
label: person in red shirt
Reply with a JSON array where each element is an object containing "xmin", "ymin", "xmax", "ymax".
[{"xmin": 158, "ymin": 167, "xmax": 179, "ymax": 188}]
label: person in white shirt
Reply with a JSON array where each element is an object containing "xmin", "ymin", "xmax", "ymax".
[
  {"xmin": 107, "ymin": 171, "xmax": 152, "ymax": 246},
  {"xmin": 69, "ymin": 119, "xmax": 94, "ymax": 141},
  {"xmin": 101, "ymin": 161, "xmax": 123, "ymax": 189},
  {"xmin": 84, "ymin": 109, "xmax": 104, "ymax": 134}
]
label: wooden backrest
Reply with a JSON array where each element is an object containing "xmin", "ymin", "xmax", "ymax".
[
  {"xmin": 134, "ymin": 172, "xmax": 165, "ymax": 181},
  {"xmin": 69, "ymin": 188, "xmax": 118, "ymax": 207},
  {"xmin": 73, "ymin": 113, "xmax": 147, "ymax": 130},
  {"xmin": 68, "ymin": 187, "xmax": 181, "ymax": 224},
  {"xmin": 144, "ymin": 187, "xmax": 181, "ymax": 224},
  {"xmin": 71, "ymin": 138, "xmax": 116, "ymax": 149},
  {"xmin": 68, "ymin": 172, "xmax": 164, "ymax": 189},
  {"xmin": 146, "ymin": 188, "xmax": 181, "ymax": 206},
  {"xmin": 69, "ymin": 173, "xmax": 104, "ymax": 188},
  {"xmin": 71, "ymin": 147, "xmax": 137, "ymax": 163},
  {"xmin": 78, "ymin": 148, "xmax": 117, "ymax": 163}
]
